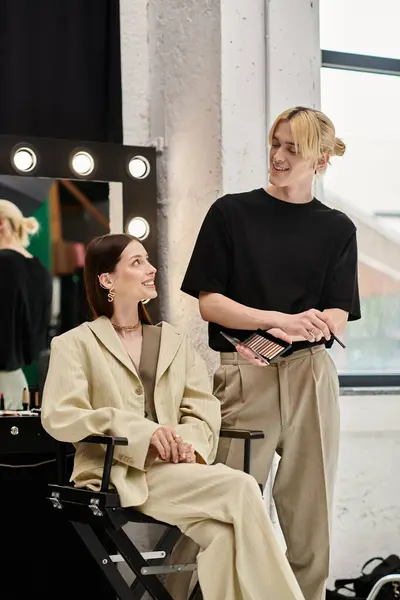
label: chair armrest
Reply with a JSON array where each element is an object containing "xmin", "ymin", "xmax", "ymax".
[
  {"xmin": 219, "ymin": 428, "xmax": 264, "ymax": 440},
  {"xmin": 219, "ymin": 428, "xmax": 265, "ymax": 475},
  {"xmin": 82, "ymin": 435, "xmax": 128, "ymax": 446},
  {"xmin": 80, "ymin": 435, "xmax": 129, "ymax": 492}
]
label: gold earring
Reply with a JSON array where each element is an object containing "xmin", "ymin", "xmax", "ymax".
[{"xmin": 107, "ymin": 288, "xmax": 115, "ymax": 303}]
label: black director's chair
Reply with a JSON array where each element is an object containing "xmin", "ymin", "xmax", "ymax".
[{"xmin": 47, "ymin": 428, "xmax": 264, "ymax": 600}]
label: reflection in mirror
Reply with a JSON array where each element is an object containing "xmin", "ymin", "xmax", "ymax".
[
  {"xmin": 50, "ymin": 179, "xmax": 110, "ymax": 336},
  {"xmin": 0, "ymin": 175, "xmax": 120, "ymax": 407}
]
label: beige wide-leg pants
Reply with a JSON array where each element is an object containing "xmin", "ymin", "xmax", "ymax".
[
  {"xmin": 138, "ymin": 460, "xmax": 305, "ymax": 600},
  {"xmin": 166, "ymin": 347, "xmax": 340, "ymax": 600},
  {"xmin": 0, "ymin": 369, "xmax": 28, "ymax": 410}
]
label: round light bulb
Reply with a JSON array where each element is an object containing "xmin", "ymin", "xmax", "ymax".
[
  {"xmin": 127, "ymin": 217, "xmax": 150, "ymax": 240},
  {"xmin": 128, "ymin": 156, "xmax": 150, "ymax": 179},
  {"xmin": 12, "ymin": 147, "xmax": 37, "ymax": 173},
  {"xmin": 71, "ymin": 151, "xmax": 95, "ymax": 176}
]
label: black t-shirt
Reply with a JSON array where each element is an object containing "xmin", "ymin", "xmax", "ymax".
[
  {"xmin": 181, "ymin": 188, "xmax": 361, "ymax": 353},
  {"xmin": 0, "ymin": 250, "xmax": 53, "ymax": 370}
]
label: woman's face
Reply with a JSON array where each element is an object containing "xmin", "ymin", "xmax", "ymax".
[
  {"xmin": 269, "ymin": 120, "xmax": 316, "ymax": 188},
  {"xmin": 100, "ymin": 239, "xmax": 157, "ymax": 304}
]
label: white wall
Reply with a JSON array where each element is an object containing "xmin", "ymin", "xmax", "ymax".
[
  {"xmin": 147, "ymin": 0, "xmax": 222, "ymax": 357},
  {"xmin": 329, "ymin": 393, "xmax": 400, "ymax": 585}
]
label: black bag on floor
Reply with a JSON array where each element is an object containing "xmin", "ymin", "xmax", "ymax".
[{"xmin": 326, "ymin": 555, "xmax": 400, "ymax": 599}]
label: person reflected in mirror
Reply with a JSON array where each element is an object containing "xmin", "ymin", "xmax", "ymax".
[{"xmin": 0, "ymin": 200, "xmax": 52, "ymax": 410}]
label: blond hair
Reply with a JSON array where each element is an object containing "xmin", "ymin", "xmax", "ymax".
[
  {"xmin": 0, "ymin": 199, "xmax": 39, "ymax": 247},
  {"xmin": 268, "ymin": 106, "xmax": 345, "ymax": 171}
]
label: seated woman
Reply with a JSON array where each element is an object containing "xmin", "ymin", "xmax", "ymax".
[{"xmin": 41, "ymin": 233, "xmax": 304, "ymax": 600}]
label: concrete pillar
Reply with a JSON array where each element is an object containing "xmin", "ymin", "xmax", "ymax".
[
  {"xmin": 266, "ymin": 0, "xmax": 321, "ymax": 126},
  {"xmin": 147, "ymin": 0, "xmax": 222, "ymax": 362},
  {"xmin": 120, "ymin": 0, "xmax": 269, "ymax": 365},
  {"xmin": 109, "ymin": 181, "xmax": 123, "ymax": 233},
  {"xmin": 220, "ymin": 0, "xmax": 268, "ymax": 193},
  {"xmin": 120, "ymin": 0, "xmax": 151, "ymax": 146}
]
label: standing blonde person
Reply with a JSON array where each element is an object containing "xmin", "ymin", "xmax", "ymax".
[{"xmin": 179, "ymin": 107, "xmax": 361, "ymax": 600}]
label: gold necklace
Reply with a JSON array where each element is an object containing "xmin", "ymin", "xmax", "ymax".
[{"xmin": 111, "ymin": 321, "xmax": 141, "ymax": 332}]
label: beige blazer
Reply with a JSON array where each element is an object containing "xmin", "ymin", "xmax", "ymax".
[{"xmin": 41, "ymin": 316, "xmax": 221, "ymax": 507}]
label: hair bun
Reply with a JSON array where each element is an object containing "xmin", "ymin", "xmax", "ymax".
[
  {"xmin": 24, "ymin": 216, "xmax": 40, "ymax": 235},
  {"xmin": 334, "ymin": 137, "xmax": 346, "ymax": 157}
]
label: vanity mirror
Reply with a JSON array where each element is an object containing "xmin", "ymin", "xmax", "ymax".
[{"xmin": 0, "ymin": 135, "xmax": 158, "ymax": 391}]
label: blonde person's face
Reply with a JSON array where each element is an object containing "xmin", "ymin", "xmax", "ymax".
[
  {"xmin": 108, "ymin": 240, "xmax": 157, "ymax": 303},
  {"xmin": 269, "ymin": 120, "xmax": 315, "ymax": 188}
]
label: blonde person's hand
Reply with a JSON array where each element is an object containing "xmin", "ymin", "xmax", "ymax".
[
  {"xmin": 149, "ymin": 426, "xmax": 182, "ymax": 463},
  {"xmin": 276, "ymin": 309, "xmax": 332, "ymax": 342},
  {"xmin": 236, "ymin": 328, "xmax": 291, "ymax": 367}
]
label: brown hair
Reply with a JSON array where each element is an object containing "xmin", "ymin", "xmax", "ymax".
[
  {"xmin": 269, "ymin": 106, "xmax": 346, "ymax": 172},
  {"xmin": 84, "ymin": 233, "xmax": 152, "ymax": 324}
]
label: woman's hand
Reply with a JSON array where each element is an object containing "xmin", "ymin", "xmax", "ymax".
[
  {"xmin": 149, "ymin": 426, "xmax": 181, "ymax": 462},
  {"xmin": 177, "ymin": 441, "xmax": 196, "ymax": 463},
  {"xmin": 236, "ymin": 327, "xmax": 291, "ymax": 368},
  {"xmin": 149, "ymin": 426, "xmax": 196, "ymax": 464}
]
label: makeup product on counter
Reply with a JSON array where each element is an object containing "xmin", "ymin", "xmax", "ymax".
[
  {"xmin": 221, "ymin": 330, "xmax": 292, "ymax": 364},
  {"xmin": 22, "ymin": 388, "xmax": 29, "ymax": 411},
  {"xmin": 29, "ymin": 385, "xmax": 41, "ymax": 410},
  {"xmin": 0, "ymin": 393, "xmax": 4, "ymax": 410}
]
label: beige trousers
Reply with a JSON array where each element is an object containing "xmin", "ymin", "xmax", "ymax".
[
  {"xmin": 0, "ymin": 369, "xmax": 28, "ymax": 410},
  {"xmin": 167, "ymin": 347, "xmax": 340, "ymax": 600},
  {"xmin": 138, "ymin": 460, "xmax": 305, "ymax": 600}
]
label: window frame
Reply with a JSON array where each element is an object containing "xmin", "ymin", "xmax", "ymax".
[{"xmin": 322, "ymin": 50, "xmax": 400, "ymax": 77}]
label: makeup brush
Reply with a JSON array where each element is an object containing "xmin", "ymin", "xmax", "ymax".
[{"xmin": 330, "ymin": 331, "xmax": 346, "ymax": 349}]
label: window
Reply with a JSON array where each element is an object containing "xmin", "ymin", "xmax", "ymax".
[
  {"xmin": 321, "ymin": 68, "xmax": 400, "ymax": 233},
  {"xmin": 320, "ymin": 2, "xmax": 400, "ymax": 383},
  {"xmin": 320, "ymin": 0, "xmax": 400, "ymax": 60}
]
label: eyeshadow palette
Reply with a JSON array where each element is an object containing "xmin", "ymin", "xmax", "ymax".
[{"xmin": 220, "ymin": 329, "xmax": 292, "ymax": 364}]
